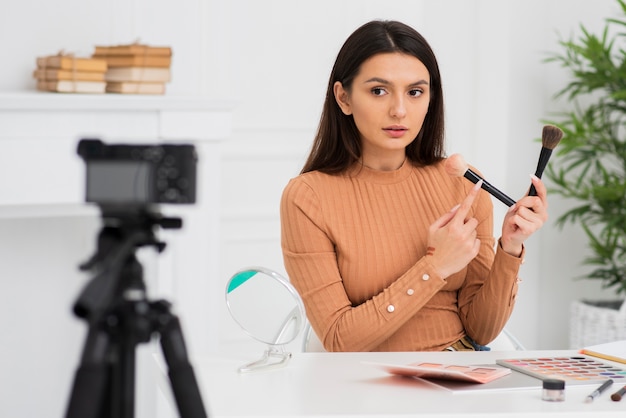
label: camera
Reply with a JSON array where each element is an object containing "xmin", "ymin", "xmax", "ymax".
[{"xmin": 77, "ymin": 138, "xmax": 197, "ymax": 205}]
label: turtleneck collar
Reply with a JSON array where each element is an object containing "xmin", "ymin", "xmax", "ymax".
[{"xmin": 347, "ymin": 158, "xmax": 414, "ymax": 184}]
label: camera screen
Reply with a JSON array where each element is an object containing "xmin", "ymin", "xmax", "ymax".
[{"xmin": 86, "ymin": 161, "xmax": 152, "ymax": 203}]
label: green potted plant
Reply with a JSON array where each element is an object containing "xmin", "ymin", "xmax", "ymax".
[{"xmin": 545, "ymin": 0, "xmax": 626, "ymax": 347}]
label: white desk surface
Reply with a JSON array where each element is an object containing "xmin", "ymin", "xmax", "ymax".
[{"xmin": 189, "ymin": 350, "xmax": 626, "ymax": 418}]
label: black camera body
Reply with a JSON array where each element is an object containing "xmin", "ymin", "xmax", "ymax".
[{"xmin": 77, "ymin": 138, "xmax": 197, "ymax": 205}]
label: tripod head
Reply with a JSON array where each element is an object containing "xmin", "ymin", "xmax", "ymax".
[{"xmin": 73, "ymin": 204, "xmax": 182, "ymax": 321}]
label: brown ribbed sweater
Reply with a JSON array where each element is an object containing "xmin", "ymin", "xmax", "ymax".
[{"xmin": 280, "ymin": 159, "xmax": 524, "ymax": 352}]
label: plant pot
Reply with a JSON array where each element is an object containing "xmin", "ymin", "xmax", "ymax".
[{"xmin": 570, "ymin": 299, "xmax": 626, "ymax": 348}]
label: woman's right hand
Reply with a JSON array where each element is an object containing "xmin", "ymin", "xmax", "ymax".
[{"xmin": 426, "ymin": 180, "xmax": 483, "ymax": 278}]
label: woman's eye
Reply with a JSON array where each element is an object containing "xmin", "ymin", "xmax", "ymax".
[
  {"xmin": 409, "ymin": 89, "xmax": 423, "ymax": 97},
  {"xmin": 371, "ymin": 87, "xmax": 386, "ymax": 96}
]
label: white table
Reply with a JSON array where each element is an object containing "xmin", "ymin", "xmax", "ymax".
[{"xmin": 172, "ymin": 350, "xmax": 626, "ymax": 418}]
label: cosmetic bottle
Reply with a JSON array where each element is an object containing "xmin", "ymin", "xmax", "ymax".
[{"xmin": 542, "ymin": 379, "xmax": 565, "ymax": 402}]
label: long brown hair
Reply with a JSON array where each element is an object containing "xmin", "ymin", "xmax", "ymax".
[{"xmin": 301, "ymin": 20, "xmax": 445, "ymax": 174}]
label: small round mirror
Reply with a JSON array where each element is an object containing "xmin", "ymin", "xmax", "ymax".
[{"xmin": 225, "ymin": 267, "xmax": 305, "ymax": 372}]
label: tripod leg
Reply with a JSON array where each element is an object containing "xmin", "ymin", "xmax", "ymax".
[
  {"xmin": 155, "ymin": 302, "xmax": 208, "ymax": 418},
  {"xmin": 112, "ymin": 335, "xmax": 137, "ymax": 418},
  {"xmin": 65, "ymin": 326, "xmax": 111, "ymax": 418}
]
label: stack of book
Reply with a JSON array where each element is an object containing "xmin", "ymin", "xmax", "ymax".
[
  {"xmin": 34, "ymin": 54, "xmax": 108, "ymax": 93},
  {"xmin": 92, "ymin": 43, "xmax": 172, "ymax": 94}
]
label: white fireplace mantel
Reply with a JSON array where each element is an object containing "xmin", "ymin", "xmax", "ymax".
[
  {"xmin": 0, "ymin": 91, "xmax": 234, "ymax": 356},
  {"xmin": 0, "ymin": 92, "xmax": 234, "ymax": 214}
]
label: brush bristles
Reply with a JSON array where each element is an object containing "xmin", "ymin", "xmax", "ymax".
[
  {"xmin": 542, "ymin": 125, "xmax": 563, "ymax": 150},
  {"xmin": 444, "ymin": 153, "xmax": 469, "ymax": 177}
]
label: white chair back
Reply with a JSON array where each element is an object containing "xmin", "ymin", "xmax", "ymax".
[{"xmin": 302, "ymin": 322, "xmax": 326, "ymax": 352}]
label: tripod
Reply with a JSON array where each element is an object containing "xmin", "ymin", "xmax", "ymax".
[{"xmin": 65, "ymin": 207, "xmax": 208, "ymax": 418}]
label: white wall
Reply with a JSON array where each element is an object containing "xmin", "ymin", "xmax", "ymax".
[{"xmin": 0, "ymin": 1, "xmax": 622, "ymax": 417}]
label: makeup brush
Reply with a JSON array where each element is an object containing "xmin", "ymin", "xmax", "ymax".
[
  {"xmin": 528, "ymin": 125, "xmax": 563, "ymax": 196},
  {"xmin": 444, "ymin": 154, "xmax": 516, "ymax": 207}
]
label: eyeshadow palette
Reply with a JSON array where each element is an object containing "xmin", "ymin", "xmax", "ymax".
[
  {"xmin": 365, "ymin": 361, "xmax": 511, "ymax": 384},
  {"xmin": 496, "ymin": 356, "xmax": 626, "ymax": 384}
]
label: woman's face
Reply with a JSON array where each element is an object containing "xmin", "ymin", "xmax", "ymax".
[{"xmin": 334, "ymin": 52, "xmax": 430, "ymax": 170}]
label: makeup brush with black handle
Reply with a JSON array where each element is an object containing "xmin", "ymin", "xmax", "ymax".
[
  {"xmin": 528, "ymin": 125, "xmax": 563, "ymax": 196},
  {"xmin": 444, "ymin": 153, "xmax": 516, "ymax": 207}
]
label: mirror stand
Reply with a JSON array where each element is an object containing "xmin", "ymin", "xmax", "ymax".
[
  {"xmin": 238, "ymin": 304, "xmax": 302, "ymax": 373},
  {"xmin": 238, "ymin": 345, "xmax": 292, "ymax": 373},
  {"xmin": 225, "ymin": 267, "xmax": 306, "ymax": 373}
]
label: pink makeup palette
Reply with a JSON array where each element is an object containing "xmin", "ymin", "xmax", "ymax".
[
  {"xmin": 496, "ymin": 356, "xmax": 626, "ymax": 384},
  {"xmin": 365, "ymin": 361, "xmax": 511, "ymax": 384}
]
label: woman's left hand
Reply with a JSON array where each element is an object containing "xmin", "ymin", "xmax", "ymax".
[{"xmin": 500, "ymin": 175, "xmax": 549, "ymax": 257}]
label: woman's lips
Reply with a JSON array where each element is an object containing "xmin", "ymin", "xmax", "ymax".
[{"xmin": 383, "ymin": 126, "xmax": 408, "ymax": 138}]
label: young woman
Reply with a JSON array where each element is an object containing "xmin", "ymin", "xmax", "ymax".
[{"xmin": 280, "ymin": 20, "xmax": 548, "ymax": 352}]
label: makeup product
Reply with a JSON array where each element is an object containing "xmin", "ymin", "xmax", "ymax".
[
  {"xmin": 444, "ymin": 154, "xmax": 516, "ymax": 207},
  {"xmin": 585, "ymin": 379, "xmax": 613, "ymax": 403},
  {"xmin": 364, "ymin": 361, "xmax": 511, "ymax": 384},
  {"xmin": 542, "ymin": 378, "xmax": 565, "ymax": 402},
  {"xmin": 497, "ymin": 356, "xmax": 626, "ymax": 384},
  {"xmin": 611, "ymin": 385, "xmax": 626, "ymax": 401},
  {"xmin": 528, "ymin": 125, "xmax": 563, "ymax": 196}
]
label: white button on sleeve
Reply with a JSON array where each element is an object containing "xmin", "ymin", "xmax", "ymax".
[
  {"xmin": 387, "ymin": 304, "xmax": 395, "ymax": 313},
  {"xmin": 422, "ymin": 274, "xmax": 430, "ymax": 281},
  {"xmin": 407, "ymin": 288, "xmax": 414, "ymax": 296}
]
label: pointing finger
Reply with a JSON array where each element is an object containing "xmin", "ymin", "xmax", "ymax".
[{"xmin": 453, "ymin": 180, "xmax": 482, "ymax": 222}]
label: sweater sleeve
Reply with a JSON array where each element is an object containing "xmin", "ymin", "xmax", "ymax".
[
  {"xmin": 456, "ymin": 187, "xmax": 524, "ymax": 345},
  {"xmin": 280, "ymin": 177, "xmax": 448, "ymax": 352}
]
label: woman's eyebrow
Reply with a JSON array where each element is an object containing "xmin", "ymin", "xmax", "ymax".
[
  {"xmin": 363, "ymin": 77, "xmax": 429, "ymax": 86},
  {"xmin": 364, "ymin": 77, "xmax": 390, "ymax": 84}
]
